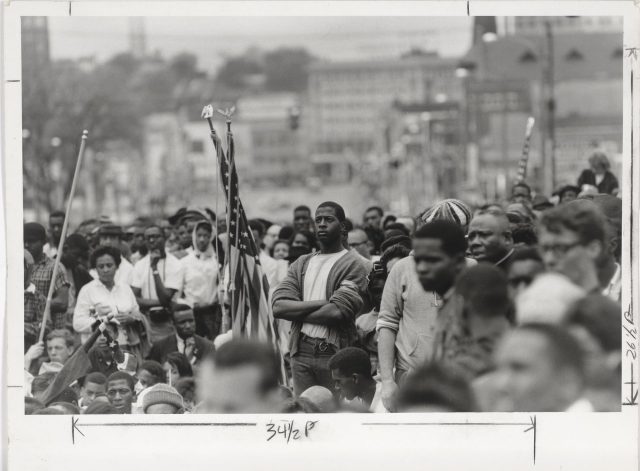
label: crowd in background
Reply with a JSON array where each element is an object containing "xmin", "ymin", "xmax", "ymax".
[{"xmin": 23, "ymin": 151, "xmax": 622, "ymax": 414}]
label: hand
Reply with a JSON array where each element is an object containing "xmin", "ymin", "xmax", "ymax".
[
  {"xmin": 95, "ymin": 303, "xmax": 112, "ymax": 317},
  {"xmin": 150, "ymin": 249, "xmax": 164, "ymax": 268},
  {"xmin": 114, "ymin": 310, "xmax": 132, "ymax": 324},
  {"xmin": 184, "ymin": 337, "xmax": 196, "ymax": 361},
  {"xmin": 381, "ymin": 379, "xmax": 399, "ymax": 412},
  {"xmin": 24, "ymin": 341, "xmax": 45, "ymax": 369}
]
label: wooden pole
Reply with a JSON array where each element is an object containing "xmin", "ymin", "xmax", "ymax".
[{"xmin": 38, "ymin": 130, "xmax": 89, "ymax": 342}]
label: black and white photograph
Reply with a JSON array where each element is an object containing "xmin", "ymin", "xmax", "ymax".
[
  {"xmin": 3, "ymin": 2, "xmax": 639, "ymax": 469},
  {"xmin": 17, "ymin": 12, "xmax": 629, "ymax": 414}
]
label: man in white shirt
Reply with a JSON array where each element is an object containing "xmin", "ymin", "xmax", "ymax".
[
  {"xmin": 179, "ymin": 220, "xmax": 220, "ymax": 340},
  {"xmin": 90, "ymin": 224, "xmax": 134, "ymax": 286},
  {"xmin": 132, "ymin": 226, "xmax": 183, "ymax": 342}
]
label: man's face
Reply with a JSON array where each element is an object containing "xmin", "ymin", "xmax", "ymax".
[
  {"xmin": 174, "ymin": 310, "xmax": 196, "ymax": 339},
  {"xmin": 560, "ymin": 191, "xmax": 578, "ymax": 203},
  {"xmin": 348, "ymin": 230, "xmax": 371, "ymax": 259},
  {"xmin": 133, "ymin": 228, "xmax": 146, "ymax": 247},
  {"xmin": 494, "ymin": 331, "xmax": 572, "ymax": 412},
  {"xmin": 177, "ymin": 225, "xmax": 191, "ymax": 249},
  {"xmin": 507, "ymin": 259, "xmax": 545, "ymax": 301},
  {"xmin": 24, "ymin": 237, "xmax": 45, "ymax": 260},
  {"xmin": 538, "ymin": 226, "xmax": 583, "ymax": 271},
  {"xmin": 251, "ymin": 229, "xmax": 263, "ymax": 247},
  {"xmin": 81, "ymin": 381, "xmax": 106, "ymax": 407},
  {"xmin": 49, "ymin": 216, "xmax": 65, "ymax": 243},
  {"xmin": 264, "ymin": 225, "xmax": 281, "ymax": 250},
  {"xmin": 331, "ymin": 369, "xmax": 359, "ymax": 401},
  {"xmin": 293, "ymin": 210, "xmax": 312, "ymax": 231},
  {"xmin": 144, "ymin": 227, "xmax": 165, "ymax": 251},
  {"xmin": 467, "ymin": 214, "xmax": 512, "ymax": 263},
  {"xmin": 511, "ymin": 187, "xmax": 531, "ymax": 205},
  {"xmin": 107, "ymin": 379, "xmax": 134, "ymax": 413},
  {"xmin": 291, "ymin": 233, "xmax": 311, "ymax": 251},
  {"xmin": 137, "ymin": 369, "xmax": 161, "ymax": 390},
  {"xmin": 195, "ymin": 227, "xmax": 212, "ymax": 253},
  {"xmin": 47, "ymin": 337, "xmax": 73, "ymax": 364},
  {"xmin": 363, "ymin": 210, "xmax": 382, "ymax": 229},
  {"xmin": 197, "ymin": 361, "xmax": 274, "ymax": 413},
  {"xmin": 160, "ymin": 220, "xmax": 172, "ymax": 240},
  {"xmin": 413, "ymin": 238, "xmax": 462, "ymax": 294},
  {"xmin": 99, "ymin": 235, "xmax": 120, "ymax": 248},
  {"xmin": 315, "ymin": 207, "xmax": 343, "ymax": 246}
]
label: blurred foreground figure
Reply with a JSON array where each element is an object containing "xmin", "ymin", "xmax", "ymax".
[
  {"xmin": 194, "ymin": 340, "xmax": 282, "ymax": 413},
  {"xmin": 492, "ymin": 323, "xmax": 590, "ymax": 412},
  {"xmin": 396, "ymin": 362, "xmax": 477, "ymax": 412}
]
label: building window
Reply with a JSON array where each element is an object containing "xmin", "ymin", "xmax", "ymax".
[
  {"xmin": 519, "ymin": 50, "xmax": 538, "ymax": 63},
  {"xmin": 191, "ymin": 140, "xmax": 204, "ymax": 153},
  {"xmin": 565, "ymin": 49, "xmax": 584, "ymax": 61}
]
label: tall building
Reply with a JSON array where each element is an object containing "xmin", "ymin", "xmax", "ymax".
[
  {"xmin": 460, "ymin": 30, "xmax": 623, "ymax": 196},
  {"xmin": 129, "ymin": 18, "xmax": 147, "ymax": 58},
  {"xmin": 308, "ymin": 52, "xmax": 462, "ymax": 181},
  {"xmin": 235, "ymin": 93, "xmax": 308, "ymax": 187},
  {"xmin": 21, "ymin": 17, "xmax": 50, "ymax": 76}
]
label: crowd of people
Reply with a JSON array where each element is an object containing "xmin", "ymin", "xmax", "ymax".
[{"xmin": 23, "ymin": 152, "xmax": 623, "ymax": 414}]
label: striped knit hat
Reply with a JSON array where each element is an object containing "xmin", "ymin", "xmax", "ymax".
[
  {"xmin": 419, "ymin": 199, "xmax": 472, "ymax": 228},
  {"xmin": 142, "ymin": 384, "xmax": 183, "ymax": 413}
]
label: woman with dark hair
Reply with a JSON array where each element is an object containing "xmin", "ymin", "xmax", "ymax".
[
  {"xmin": 577, "ymin": 151, "xmax": 619, "ymax": 195},
  {"xmin": 163, "ymin": 352, "xmax": 193, "ymax": 386},
  {"xmin": 288, "ymin": 230, "xmax": 317, "ymax": 263},
  {"xmin": 74, "ymin": 245, "xmax": 147, "ymax": 361}
]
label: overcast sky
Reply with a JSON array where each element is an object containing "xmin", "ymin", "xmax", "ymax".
[{"xmin": 48, "ymin": 17, "xmax": 473, "ymax": 72}]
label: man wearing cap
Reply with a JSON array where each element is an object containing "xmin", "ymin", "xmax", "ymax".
[
  {"xmin": 24, "ymin": 222, "xmax": 69, "ymax": 329},
  {"xmin": 43, "ymin": 210, "xmax": 65, "ymax": 259},
  {"xmin": 90, "ymin": 224, "xmax": 134, "ymax": 286},
  {"xmin": 141, "ymin": 383, "xmax": 184, "ymax": 414}
]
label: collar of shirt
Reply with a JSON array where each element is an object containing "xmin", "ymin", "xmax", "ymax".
[
  {"xmin": 25, "ymin": 283, "xmax": 36, "ymax": 294},
  {"xmin": 495, "ymin": 248, "xmax": 515, "ymax": 267},
  {"xmin": 606, "ymin": 263, "xmax": 621, "ymax": 290}
]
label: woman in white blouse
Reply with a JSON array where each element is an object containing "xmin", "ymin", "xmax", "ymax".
[{"xmin": 74, "ymin": 246, "xmax": 148, "ymax": 361}]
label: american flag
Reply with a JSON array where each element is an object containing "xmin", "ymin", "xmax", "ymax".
[{"xmin": 207, "ymin": 118, "xmax": 286, "ymax": 381}]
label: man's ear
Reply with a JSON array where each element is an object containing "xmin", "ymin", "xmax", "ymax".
[{"xmin": 585, "ymin": 239, "xmax": 603, "ymax": 260}]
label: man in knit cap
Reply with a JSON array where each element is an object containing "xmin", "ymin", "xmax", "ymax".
[{"xmin": 142, "ymin": 383, "xmax": 184, "ymax": 414}]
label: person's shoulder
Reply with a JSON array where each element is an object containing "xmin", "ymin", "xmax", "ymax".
[
  {"xmin": 195, "ymin": 334, "xmax": 215, "ymax": 350},
  {"xmin": 134, "ymin": 255, "xmax": 149, "ymax": 268}
]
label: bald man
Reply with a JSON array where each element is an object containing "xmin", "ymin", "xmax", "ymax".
[
  {"xmin": 467, "ymin": 211, "xmax": 514, "ymax": 271},
  {"xmin": 348, "ymin": 229, "xmax": 372, "ymax": 260}
]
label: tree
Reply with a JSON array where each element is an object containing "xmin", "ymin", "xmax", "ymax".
[
  {"xmin": 263, "ymin": 48, "xmax": 315, "ymax": 92},
  {"xmin": 215, "ymin": 55, "xmax": 263, "ymax": 89}
]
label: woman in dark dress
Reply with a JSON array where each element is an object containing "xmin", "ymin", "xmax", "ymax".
[{"xmin": 577, "ymin": 151, "xmax": 619, "ymax": 195}]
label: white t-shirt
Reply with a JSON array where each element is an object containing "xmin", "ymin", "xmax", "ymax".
[
  {"xmin": 179, "ymin": 252, "xmax": 219, "ymax": 306},
  {"xmin": 90, "ymin": 257, "xmax": 134, "ymax": 286},
  {"xmin": 132, "ymin": 254, "xmax": 183, "ymax": 300},
  {"xmin": 301, "ymin": 250, "xmax": 348, "ymax": 339}
]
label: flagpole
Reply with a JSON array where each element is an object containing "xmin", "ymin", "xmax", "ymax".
[
  {"xmin": 201, "ymin": 106, "xmax": 230, "ymax": 335},
  {"xmin": 515, "ymin": 117, "xmax": 535, "ymax": 183},
  {"xmin": 38, "ymin": 130, "xmax": 89, "ymax": 343}
]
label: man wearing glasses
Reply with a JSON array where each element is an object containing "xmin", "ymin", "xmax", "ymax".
[
  {"xmin": 347, "ymin": 228, "xmax": 372, "ymax": 260},
  {"xmin": 131, "ymin": 226, "xmax": 183, "ymax": 342}
]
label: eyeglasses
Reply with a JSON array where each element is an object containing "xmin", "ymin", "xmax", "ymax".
[{"xmin": 539, "ymin": 241, "xmax": 581, "ymax": 256}]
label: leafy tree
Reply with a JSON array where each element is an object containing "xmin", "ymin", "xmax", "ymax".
[{"xmin": 263, "ymin": 47, "xmax": 315, "ymax": 92}]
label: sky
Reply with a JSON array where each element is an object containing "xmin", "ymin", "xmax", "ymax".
[{"xmin": 48, "ymin": 16, "xmax": 473, "ymax": 72}]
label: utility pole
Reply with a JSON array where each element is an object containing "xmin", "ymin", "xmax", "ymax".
[{"xmin": 543, "ymin": 20, "xmax": 556, "ymax": 193}]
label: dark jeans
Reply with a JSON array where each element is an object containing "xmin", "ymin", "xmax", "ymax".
[
  {"xmin": 194, "ymin": 304, "xmax": 222, "ymax": 340},
  {"xmin": 290, "ymin": 334, "xmax": 338, "ymax": 397}
]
